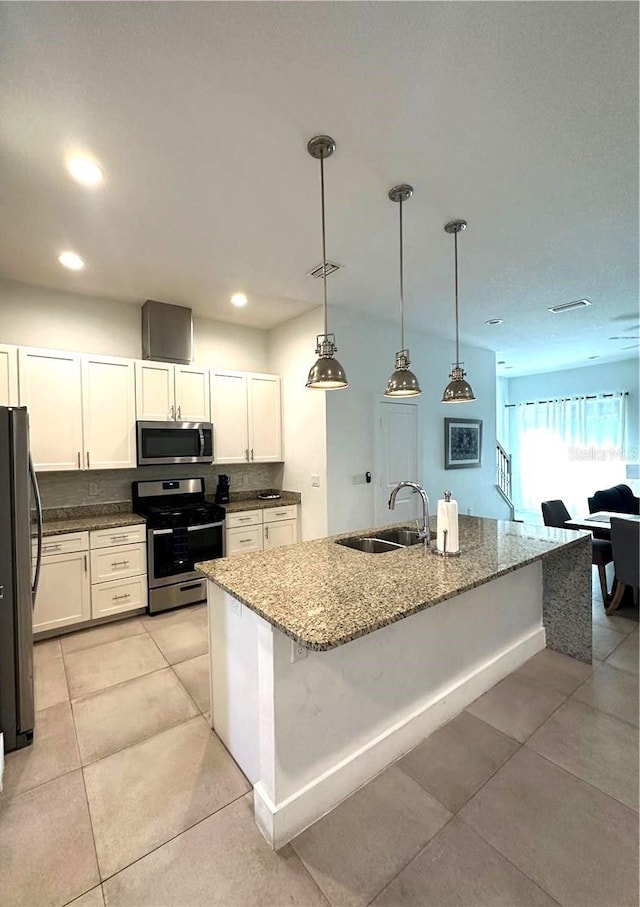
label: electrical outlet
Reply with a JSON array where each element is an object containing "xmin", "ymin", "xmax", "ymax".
[
  {"xmin": 88, "ymin": 483, "xmax": 99, "ymax": 497},
  {"xmin": 311, "ymin": 474, "xmax": 320, "ymax": 488},
  {"xmin": 290, "ymin": 639, "xmax": 308, "ymax": 663}
]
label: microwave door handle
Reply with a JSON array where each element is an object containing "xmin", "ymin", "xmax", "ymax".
[
  {"xmin": 198, "ymin": 428, "xmax": 205, "ymax": 457},
  {"xmin": 29, "ymin": 454, "xmax": 43, "ymax": 607}
]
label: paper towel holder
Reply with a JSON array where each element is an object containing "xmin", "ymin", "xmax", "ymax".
[{"xmin": 432, "ymin": 491, "xmax": 462, "ymax": 557}]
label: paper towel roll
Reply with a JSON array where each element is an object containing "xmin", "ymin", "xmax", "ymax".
[{"xmin": 437, "ymin": 496, "xmax": 459, "ymax": 554}]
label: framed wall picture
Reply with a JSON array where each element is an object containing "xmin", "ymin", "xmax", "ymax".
[{"xmin": 444, "ymin": 418, "xmax": 482, "ymax": 469}]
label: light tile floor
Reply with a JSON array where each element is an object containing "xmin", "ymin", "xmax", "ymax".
[{"xmin": 0, "ymin": 587, "xmax": 637, "ymax": 907}]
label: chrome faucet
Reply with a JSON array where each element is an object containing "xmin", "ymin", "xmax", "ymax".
[{"xmin": 388, "ymin": 482, "xmax": 432, "ymax": 547}]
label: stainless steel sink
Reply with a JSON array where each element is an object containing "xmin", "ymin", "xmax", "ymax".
[
  {"xmin": 336, "ymin": 527, "xmax": 435, "ymax": 553},
  {"xmin": 337, "ymin": 537, "xmax": 403, "ymax": 553}
]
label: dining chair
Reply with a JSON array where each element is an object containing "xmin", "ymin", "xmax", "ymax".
[
  {"xmin": 541, "ymin": 499, "xmax": 613, "ymax": 603},
  {"xmin": 607, "ymin": 517, "xmax": 640, "ymax": 614}
]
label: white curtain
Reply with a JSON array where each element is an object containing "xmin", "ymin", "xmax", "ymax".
[{"xmin": 509, "ymin": 393, "xmax": 628, "ymax": 521}]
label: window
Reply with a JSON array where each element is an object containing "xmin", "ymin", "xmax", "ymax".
[{"xmin": 508, "ymin": 393, "xmax": 628, "ymax": 522}]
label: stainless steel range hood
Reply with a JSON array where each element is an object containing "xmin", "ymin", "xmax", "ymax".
[{"xmin": 142, "ymin": 300, "xmax": 193, "ymax": 364}]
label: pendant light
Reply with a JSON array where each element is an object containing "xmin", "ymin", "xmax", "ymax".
[
  {"xmin": 305, "ymin": 135, "xmax": 348, "ymax": 390},
  {"xmin": 442, "ymin": 219, "xmax": 476, "ymax": 403},
  {"xmin": 384, "ymin": 185, "xmax": 421, "ymax": 397}
]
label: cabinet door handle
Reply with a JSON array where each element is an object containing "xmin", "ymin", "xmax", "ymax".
[
  {"xmin": 250, "ymin": 448, "xmax": 254, "ymax": 460},
  {"xmin": 77, "ymin": 451, "xmax": 81, "ymax": 468},
  {"xmin": 86, "ymin": 451, "xmax": 91, "ymax": 469},
  {"xmin": 110, "ymin": 535, "xmax": 129, "ymax": 543},
  {"xmin": 245, "ymin": 448, "xmax": 249, "ymax": 461},
  {"xmin": 240, "ymin": 538, "xmax": 253, "ymax": 543},
  {"xmin": 170, "ymin": 405, "xmax": 175, "ymax": 420},
  {"xmin": 177, "ymin": 404, "xmax": 181, "ymax": 419},
  {"xmin": 238, "ymin": 516, "xmax": 251, "ymax": 522},
  {"xmin": 265, "ymin": 525, "xmax": 269, "ymax": 539},
  {"xmin": 83, "ymin": 555, "xmax": 87, "ymax": 573},
  {"xmin": 43, "ymin": 543, "xmax": 62, "ymax": 552},
  {"xmin": 111, "ymin": 560, "xmax": 130, "ymax": 568},
  {"xmin": 112, "ymin": 593, "xmax": 131, "ymax": 601}
]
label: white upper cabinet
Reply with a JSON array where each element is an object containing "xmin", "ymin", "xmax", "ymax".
[
  {"xmin": 82, "ymin": 355, "xmax": 136, "ymax": 470},
  {"xmin": 18, "ymin": 348, "xmax": 84, "ymax": 471},
  {"xmin": 135, "ymin": 361, "xmax": 174, "ymax": 421},
  {"xmin": 210, "ymin": 370, "xmax": 282, "ymax": 463},
  {"xmin": 0, "ymin": 344, "xmax": 19, "ymax": 406},
  {"xmin": 135, "ymin": 361, "xmax": 210, "ymax": 422},
  {"xmin": 174, "ymin": 364, "xmax": 210, "ymax": 421},
  {"xmin": 247, "ymin": 374, "xmax": 282, "ymax": 463},
  {"xmin": 210, "ymin": 371, "xmax": 250, "ymax": 463}
]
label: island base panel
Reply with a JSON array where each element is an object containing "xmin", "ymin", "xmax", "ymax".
[{"xmin": 208, "ymin": 562, "xmax": 545, "ymax": 848}]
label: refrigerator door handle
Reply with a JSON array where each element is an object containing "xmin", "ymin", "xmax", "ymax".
[{"xmin": 29, "ymin": 454, "xmax": 43, "ymax": 607}]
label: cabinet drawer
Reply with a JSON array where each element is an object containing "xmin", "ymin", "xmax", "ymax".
[
  {"xmin": 33, "ymin": 531, "xmax": 89, "ymax": 559},
  {"xmin": 92, "ymin": 574, "xmax": 148, "ymax": 619},
  {"xmin": 226, "ymin": 525, "xmax": 263, "ymax": 555},
  {"xmin": 226, "ymin": 509, "xmax": 262, "ymax": 530},
  {"xmin": 90, "ymin": 524, "xmax": 146, "ymax": 549},
  {"xmin": 263, "ymin": 505, "xmax": 297, "ymax": 524},
  {"xmin": 90, "ymin": 542, "xmax": 147, "ymax": 583}
]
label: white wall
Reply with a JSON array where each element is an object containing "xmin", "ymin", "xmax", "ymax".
[
  {"xmin": 268, "ymin": 308, "xmax": 328, "ymax": 541},
  {"xmin": 0, "ymin": 278, "xmax": 269, "ymax": 371},
  {"xmin": 325, "ymin": 306, "xmax": 507, "ymax": 534}
]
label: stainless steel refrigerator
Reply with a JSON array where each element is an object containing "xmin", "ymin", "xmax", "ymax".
[{"xmin": 0, "ymin": 406, "xmax": 43, "ymax": 752}]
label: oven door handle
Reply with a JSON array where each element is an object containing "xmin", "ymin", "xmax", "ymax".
[
  {"xmin": 198, "ymin": 428, "xmax": 205, "ymax": 458},
  {"xmin": 186, "ymin": 521, "xmax": 224, "ymax": 532},
  {"xmin": 150, "ymin": 528, "xmax": 174, "ymax": 536}
]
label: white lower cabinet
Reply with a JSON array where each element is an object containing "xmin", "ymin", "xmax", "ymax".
[
  {"xmin": 91, "ymin": 574, "xmax": 148, "ymax": 620},
  {"xmin": 89, "ymin": 528, "xmax": 147, "ymax": 620},
  {"xmin": 33, "ymin": 534, "xmax": 91, "ymax": 634},
  {"xmin": 263, "ymin": 519, "xmax": 297, "ymax": 549},
  {"xmin": 225, "ymin": 506, "xmax": 298, "ymax": 556},
  {"xmin": 32, "ymin": 526, "xmax": 148, "ymax": 635}
]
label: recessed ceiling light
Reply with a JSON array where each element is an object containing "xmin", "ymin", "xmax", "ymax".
[
  {"xmin": 548, "ymin": 299, "xmax": 591, "ymax": 314},
  {"xmin": 497, "ymin": 360, "xmax": 506, "ymax": 365},
  {"xmin": 609, "ymin": 335, "xmax": 639, "ymax": 341},
  {"xmin": 486, "ymin": 318, "xmax": 503, "ymax": 326},
  {"xmin": 66, "ymin": 156, "xmax": 104, "ymax": 186},
  {"xmin": 503, "ymin": 365, "xmax": 514, "ymax": 370},
  {"xmin": 587, "ymin": 356, "xmax": 600, "ymax": 360},
  {"xmin": 230, "ymin": 292, "xmax": 248, "ymax": 308},
  {"xmin": 58, "ymin": 251, "xmax": 85, "ymax": 270}
]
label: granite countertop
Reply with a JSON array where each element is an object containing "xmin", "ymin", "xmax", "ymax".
[
  {"xmin": 215, "ymin": 491, "xmax": 301, "ymax": 514},
  {"xmin": 34, "ymin": 504, "xmax": 147, "ymax": 538},
  {"xmin": 196, "ymin": 515, "xmax": 590, "ymax": 651}
]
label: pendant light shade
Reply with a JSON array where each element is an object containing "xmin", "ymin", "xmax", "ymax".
[
  {"xmin": 306, "ymin": 135, "xmax": 348, "ymax": 390},
  {"xmin": 384, "ymin": 184, "xmax": 421, "ymax": 398},
  {"xmin": 442, "ymin": 220, "xmax": 475, "ymax": 404}
]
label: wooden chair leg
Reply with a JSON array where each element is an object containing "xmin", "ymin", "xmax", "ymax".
[
  {"xmin": 596, "ymin": 562, "xmax": 609, "ymax": 604},
  {"xmin": 606, "ymin": 581, "xmax": 626, "ymax": 615}
]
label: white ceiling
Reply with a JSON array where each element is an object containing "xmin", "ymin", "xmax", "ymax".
[{"xmin": 0, "ymin": 2, "xmax": 637, "ymax": 376}]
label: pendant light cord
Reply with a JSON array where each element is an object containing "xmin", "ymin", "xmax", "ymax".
[
  {"xmin": 399, "ymin": 197, "xmax": 405, "ymax": 351},
  {"xmin": 320, "ymin": 152, "xmax": 328, "ymax": 337},
  {"xmin": 454, "ymin": 228, "xmax": 460, "ymax": 365}
]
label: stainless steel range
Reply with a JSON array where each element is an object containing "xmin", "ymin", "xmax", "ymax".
[{"xmin": 132, "ymin": 477, "xmax": 225, "ymax": 615}]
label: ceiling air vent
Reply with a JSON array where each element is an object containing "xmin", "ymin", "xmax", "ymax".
[
  {"xmin": 307, "ymin": 261, "xmax": 341, "ymax": 279},
  {"xmin": 548, "ymin": 299, "xmax": 591, "ymax": 314}
]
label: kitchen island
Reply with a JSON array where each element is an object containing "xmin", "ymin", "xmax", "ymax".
[{"xmin": 197, "ymin": 515, "xmax": 591, "ymax": 848}]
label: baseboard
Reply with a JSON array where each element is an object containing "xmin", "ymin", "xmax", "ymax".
[{"xmin": 254, "ymin": 626, "xmax": 545, "ymax": 849}]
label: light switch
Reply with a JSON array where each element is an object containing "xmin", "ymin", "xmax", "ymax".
[{"xmin": 311, "ymin": 475, "xmax": 320, "ymax": 488}]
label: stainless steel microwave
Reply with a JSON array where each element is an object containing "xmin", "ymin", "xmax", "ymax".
[{"xmin": 136, "ymin": 421, "xmax": 214, "ymax": 466}]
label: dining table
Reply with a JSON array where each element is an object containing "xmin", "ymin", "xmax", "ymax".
[{"xmin": 564, "ymin": 511, "xmax": 640, "ymax": 535}]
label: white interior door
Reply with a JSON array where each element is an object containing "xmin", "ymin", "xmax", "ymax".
[
  {"xmin": 18, "ymin": 348, "xmax": 84, "ymax": 471},
  {"xmin": 82, "ymin": 355, "xmax": 136, "ymax": 469},
  {"xmin": 174, "ymin": 365, "xmax": 210, "ymax": 421},
  {"xmin": 374, "ymin": 400, "xmax": 421, "ymax": 526},
  {"xmin": 134, "ymin": 361, "xmax": 174, "ymax": 421}
]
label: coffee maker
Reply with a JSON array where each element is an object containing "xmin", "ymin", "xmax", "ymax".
[{"xmin": 215, "ymin": 474, "xmax": 230, "ymax": 504}]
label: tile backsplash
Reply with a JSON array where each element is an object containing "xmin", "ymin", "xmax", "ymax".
[{"xmin": 36, "ymin": 462, "xmax": 285, "ymax": 509}]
